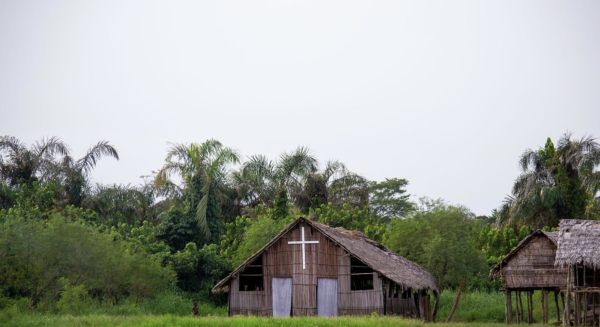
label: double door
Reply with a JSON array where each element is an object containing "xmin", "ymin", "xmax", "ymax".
[{"xmin": 271, "ymin": 277, "xmax": 338, "ymax": 317}]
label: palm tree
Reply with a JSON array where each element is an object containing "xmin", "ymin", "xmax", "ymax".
[
  {"xmin": 52, "ymin": 141, "xmax": 119, "ymax": 206},
  {"xmin": 299, "ymin": 160, "xmax": 369, "ymax": 212},
  {"xmin": 83, "ymin": 182, "xmax": 156, "ymax": 226},
  {"xmin": 233, "ymin": 154, "xmax": 278, "ymax": 208},
  {"xmin": 499, "ymin": 133, "xmax": 600, "ymax": 228},
  {"xmin": 154, "ymin": 139, "xmax": 240, "ymax": 241},
  {"xmin": 234, "ymin": 147, "xmax": 369, "ymax": 213},
  {"xmin": 0, "ymin": 136, "xmax": 69, "ymax": 186}
]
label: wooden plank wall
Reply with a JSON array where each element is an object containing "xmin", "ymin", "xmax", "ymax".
[
  {"xmin": 502, "ymin": 236, "xmax": 568, "ymax": 289},
  {"xmin": 229, "ymin": 222, "xmax": 341, "ymax": 316},
  {"xmin": 338, "ymin": 254, "xmax": 384, "ymax": 315},
  {"xmin": 385, "ymin": 279, "xmax": 419, "ymax": 317}
]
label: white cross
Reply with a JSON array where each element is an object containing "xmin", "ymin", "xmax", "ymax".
[{"xmin": 288, "ymin": 226, "xmax": 319, "ymax": 269}]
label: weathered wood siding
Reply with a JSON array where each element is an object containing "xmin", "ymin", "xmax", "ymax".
[
  {"xmin": 501, "ymin": 235, "xmax": 567, "ymax": 289},
  {"xmin": 338, "ymin": 254, "xmax": 384, "ymax": 315},
  {"xmin": 229, "ymin": 221, "xmax": 342, "ymax": 316},
  {"xmin": 384, "ymin": 280, "xmax": 420, "ymax": 317}
]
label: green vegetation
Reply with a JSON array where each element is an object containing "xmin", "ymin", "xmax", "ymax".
[
  {"xmin": 1, "ymin": 133, "xmax": 599, "ymax": 323},
  {"xmin": 500, "ymin": 133, "xmax": 600, "ymax": 228},
  {"xmin": 0, "ymin": 314, "xmax": 514, "ymax": 327}
]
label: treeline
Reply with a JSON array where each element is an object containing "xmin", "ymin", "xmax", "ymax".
[{"xmin": 0, "ymin": 133, "xmax": 598, "ymax": 314}]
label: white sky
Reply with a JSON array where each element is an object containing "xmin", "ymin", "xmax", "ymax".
[{"xmin": 1, "ymin": 0, "xmax": 599, "ymax": 216}]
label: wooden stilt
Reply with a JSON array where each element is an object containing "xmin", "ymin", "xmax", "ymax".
[
  {"xmin": 584, "ymin": 293, "xmax": 588, "ymax": 327},
  {"xmin": 515, "ymin": 291, "xmax": 523, "ymax": 324},
  {"xmin": 565, "ymin": 291, "xmax": 571, "ymax": 327},
  {"xmin": 515, "ymin": 291, "xmax": 519, "ymax": 324},
  {"xmin": 528, "ymin": 291, "xmax": 533, "ymax": 324},
  {"xmin": 543, "ymin": 290, "xmax": 549, "ymax": 324},
  {"xmin": 575, "ymin": 293, "xmax": 580, "ymax": 327},
  {"xmin": 506, "ymin": 290, "xmax": 513, "ymax": 325},
  {"xmin": 519, "ymin": 292, "xmax": 525, "ymax": 323},
  {"xmin": 556, "ymin": 290, "xmax": 561, "ymax": 323}
]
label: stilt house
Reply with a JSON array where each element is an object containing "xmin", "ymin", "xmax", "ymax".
[
  {"xmin": 555, "ymin": 219, "xmax": 600, "ymax": 326},
  {"xmin": 490, "ymin": 229, "xmax": 568, "ymax": 324},
  {"xmin": 212, "ymin": 217, "xmax": 438, "ymax": 319}
]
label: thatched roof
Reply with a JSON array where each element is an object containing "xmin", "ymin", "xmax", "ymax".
[
  {"xmin": 555, "ymin": 219, "xmax": 600, "ymax": 269},
  {"xmin": 489, "ymin": 230, "xmax": 558, "ymax": 279},
  {"xmin": 212, "ymin": 217, "xmax": 437, "ymax": 293}
]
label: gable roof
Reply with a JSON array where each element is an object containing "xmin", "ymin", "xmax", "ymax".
[
  {"xmin": 555, "ymin": 219, "xmax": 600, "ymax": 269},
  {"xmin": 212, "ymin": 217, "xmax": 437, "ymax": 293},
  {"xmin": 489, "ymin": 229, "xmax": 558, "ymax": 279}
]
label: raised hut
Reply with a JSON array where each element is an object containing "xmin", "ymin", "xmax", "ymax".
[
  {"xmin": 212, "ymin": 217, "xmax": 438, "ymax": 319},
  {"xmin": 490, "ymin": 229, "xmax": 568, "ymax": 324},
  {"xmin": 555, "ymin": 219, "xmax": 600, "ymax": 326}
]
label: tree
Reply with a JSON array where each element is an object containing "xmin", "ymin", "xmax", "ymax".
[
  {"xmin": 235, "ymin": 148, "xmax": 369, "ymax": 214},
  {"xmin": 384, "ymin": 199, "xmax": 486, "ymax": 321},
  {"xmin": 51, "ymin": 141, "xmax": 119, "ymax": 207},
  {"xmin": 500, "ymin": 133, "xmax": 600, "ymax": 228},
  {"xmin": 155, "ymin": 140, "xmax": 240, "ymax": 243},
  {"xmin": 301, "ymin": 160, "xmax": 370, "ymax": 212},
  {"xmin": 0, "ymin": 136, "xmax": 69, "ymax": 186},
  {"xmin": 369, "ymin": 178, "xmax": 415, "ymax": 220},
  {"xmin": 83, "ymin": 183, "xmax": 154, "ymax": 226}
]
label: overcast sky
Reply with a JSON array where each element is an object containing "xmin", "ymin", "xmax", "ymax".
[{"xmin": 1, "ymin": 1, "xmax": 599, "ymax": 216}]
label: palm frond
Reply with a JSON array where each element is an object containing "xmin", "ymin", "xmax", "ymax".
[
  {"xmin": 196, "ymin": 193, "xmax": 212, "ymax": 241},
  {"xmin": 77, "ymin": 140, "xmax": 119, "ymax": 175},
  {"xmin": 33, "ymin": 136, "xmax": 70, "ymax": 158}
]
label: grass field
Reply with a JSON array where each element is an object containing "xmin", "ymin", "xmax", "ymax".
[
  {"xmin": 0, "ymin": 290, "xmax": 563, "ymax": 326},
  {"xmin": 1, "ymin": 314, "xmax": 516, "ymax": 327}
]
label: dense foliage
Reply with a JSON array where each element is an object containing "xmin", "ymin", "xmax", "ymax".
[
  {"xmin": 500, "ymin": 133, "xmax": 600, "ymax": 228},
  {"xmin": 0, "ymin": 133, "xmax": 598, "ymax": 322}
]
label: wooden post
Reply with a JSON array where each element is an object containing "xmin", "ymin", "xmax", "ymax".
[
  {"xmin": 516, "ymin": 291, "xmax": 522, "ymax": 324},
  {"xmin": 565, "ymin": 266, "xmax": 572, "ymax": 327},
  {"xmin": 573, "ymin": 293, "xmax": 581, "ymax": 326},
  {"xmin": 542, "ymin": 290, "xmax": 546, "ymax": 324},
  {"xmin": 519, "ymin": 291, "xmax": 524, "ymax": 324},
  {"xmin": 565, "ymin": 291, "xmax": 571, "ymax": 327},
  {"xmin": 543, "ymin": 290, "xmax": 549, "ymax": 324},
  {"xmin": 506, "ymin": 290, "xmax": 513, "ymax": 325},
  {"xmin": 555, "ymin": 290, "xmax": 561, "ymax": 323},
  {"xmin": 527, "ymin": 291, "xmax": 533, "ymax": 324},
  {"xmin": 584, "ymin": 293, "xmax": 588, "ymax": 327}
]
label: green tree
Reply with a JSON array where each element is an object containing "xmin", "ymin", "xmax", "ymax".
[
  {"xmin": 0, "ymin": 136, "xmax": 69, "ymax": 186},
  {"xmin": 155, "ymin": 206, "xmax": 202, "ymax": 252},
  {"xmin": 500, "ymin": 133, "xmax": 600, "ymax": 228},
  {"xmin": 383, "ymin": 199, "xmax": 486, "ymax": 320},
  {"xmin": 310, "ymin": 203, "xmax": 385, "ymax": 242},
  {"xmin": 369, "ymin": 178, "xmax": 415, "ymax": 220},
  {"xmin": 236, "ymin": 148, "xmax": 369, "ymax": 213},
  {"xmin": 0, "ymin": 212, "xmax": 175, "ymax": 308},
  {"xmin": 50, "ymin": 140, "xmax": 119, "ymax": 207},
  {"xmin": 83, "ymin": 183, "xmax": 155, "ymax": 226},
  {"xmin": 155, "ymin": 139, "xmax": 240, "ymax": 242}
]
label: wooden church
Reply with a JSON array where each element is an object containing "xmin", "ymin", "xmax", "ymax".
[{"xmin": 212, "ymin": 217, "xmax": 438, "ymax": 319}]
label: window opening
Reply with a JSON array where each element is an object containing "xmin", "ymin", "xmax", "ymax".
[
  {"xmin": 239, "ymin": 256, "xmax": 264, "ymax": 291},
  {"xmin": 351, "ymin": 257, "xmax": 373, "ymax": 291}
]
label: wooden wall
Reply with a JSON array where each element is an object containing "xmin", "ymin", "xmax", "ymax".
[
  {"xmin": 228, "ymin": 221, "xmax": 386, "ymax": 316},
  {"xmin": 338, "ymin": 256, "xmax": 384, "ymax": 315},
  {"xmin": 502, "ymin": 235, "xmax": 567, "ymax": 289},
  {"xmin": 384, "ymin": 280, "xmax": 419, "ymax": 317}
]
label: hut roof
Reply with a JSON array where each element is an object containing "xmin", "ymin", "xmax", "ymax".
[
  {"xmin": 489, "ymin": 230, "xmax": 558, "ymax": 279},
  {"xmin": 212, "ymin": 217, "xmax": 437, "ymax": 293},
  {"xmin": 555, "ymin": 219, "xmax": 600, "ymax": 269}
]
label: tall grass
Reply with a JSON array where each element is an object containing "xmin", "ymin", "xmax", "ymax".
[
  {"xmin": 0, "ymin": 314, "xmax": 512, "ymax": 327},
  {"xmin": 436, "ymin": 290, "xmax": 505, "ymax": 322},
  {"xmin": 436, "ymin": 290, "xmax": 562, "ymax": 323},
  {"xmin": 1, "ymin": 290, "xmax": 563, "ymax": 326}
]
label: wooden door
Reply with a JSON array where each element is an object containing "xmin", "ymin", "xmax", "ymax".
[
  {"xmin": 272, "ymin": 277, "xmax": 292, "ymax": 317},
  {"xmin": 317, "ymin": 278, "xmax": 338, "ymax": 316}
]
